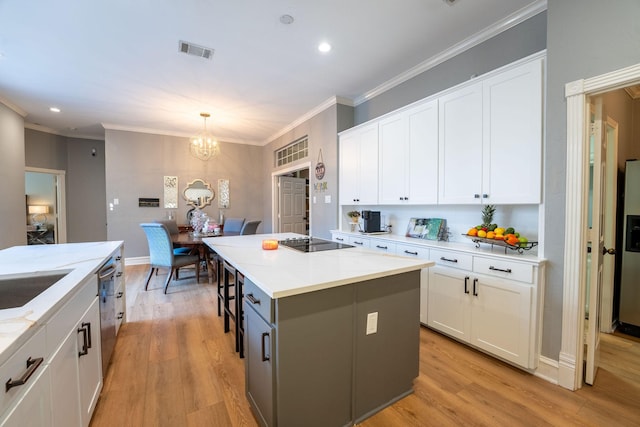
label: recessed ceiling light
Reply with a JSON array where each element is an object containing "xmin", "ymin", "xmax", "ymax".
[
  {"xmin": 318, "ymin": 42, "xmax": 331, "ymax": 53},
  {"xmin": 49, "ymin": 107, "xmax": 61, "ymax": 113}
]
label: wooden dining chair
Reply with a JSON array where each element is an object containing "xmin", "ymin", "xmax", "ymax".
[{"xmin": 140, "ymin": 223, "xmax": 200, "ymax": 293}]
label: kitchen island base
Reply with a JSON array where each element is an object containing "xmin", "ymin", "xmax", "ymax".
[{"xmin": 244, "ymin": 270, "xmax": 420, "ymax": 427}]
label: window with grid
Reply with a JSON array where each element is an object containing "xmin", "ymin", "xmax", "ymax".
[{"xmin": 275, "ymin": 136, "xmax": 308, "ymax": 167}]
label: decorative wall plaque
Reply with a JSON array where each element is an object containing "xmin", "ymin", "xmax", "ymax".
[
  {"xmin": 218, "ymin": 179, "xmax": 230, "ymax": 208},
  {"xmin": 164, "ymin": 176, "xmax": 178, "ymax": 208}
]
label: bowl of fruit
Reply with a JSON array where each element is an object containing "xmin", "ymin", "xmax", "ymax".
[{"xmin": 463, "ymin": 205, "xmax": 537, "ymax": 253}]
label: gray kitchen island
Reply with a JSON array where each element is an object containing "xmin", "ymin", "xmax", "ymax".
[{"xmin": 205, "ymin": 233, "xmax": 434, "ymax": 427}]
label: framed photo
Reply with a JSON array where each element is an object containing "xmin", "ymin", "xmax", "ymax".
[{"xmin": 406, "ymin": 218, "xmax": 446, "ymax": 240}]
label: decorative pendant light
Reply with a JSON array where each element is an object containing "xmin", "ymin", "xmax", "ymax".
[{"xmin": 190, "ymin": 112, "xmax": 220, "ymax": 160}]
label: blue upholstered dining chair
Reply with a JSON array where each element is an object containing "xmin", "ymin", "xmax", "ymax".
[
  {"xmin": 153, "ymin": 219, "xmax": 191, "ymax": 254},
  {"xmin": 223, "ymin": 218, "xmax": 245, "ymax": 236},
  {"xmin": 240, "ymin": 220, "xmax": 261, "ymax": 235},
  {"xmin": 140, "ymin": 223, "xmax": 200, "ymax": 294}
]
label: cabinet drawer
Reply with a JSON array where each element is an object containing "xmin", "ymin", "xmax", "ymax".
[
  {"xmin": 244, "ymin": 277, "xmax": 274, "ymax": 324},
  {"xmin": 348, "ymin": 236, "xmax": 370, "ymax": 248},
  {"xmin": 396, "ymin": 244, "xmax": 430, "ymax": 259},
  {"xmin": 46, "ymin": 275, "xmax": 98, "ymax": 356},
  {"xmin": 473, "ymin": 257, "xmax": 533, "ymax": 284},
  {"xmin": 331, "ymin": 233, "xmax": 349, "ymax": 244},
  {"xmin": 0, "ymin": 327, "xmax": 46, "ymax": 415},
  {"xmin": 369, "ymin": 239, "xmax": 396, "ymax": 253},
  {"xmin": 430, "ymin": 249, "xmax": 473, "ymax": 271}
]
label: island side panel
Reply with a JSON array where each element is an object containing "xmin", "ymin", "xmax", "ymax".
[
  {"xmin": 354, "ymin": 270, "xmax": 421, "ymax": 422},
  {"xmin": 275, "ymin": 284, "xmax": 355, "ymax": 427}
]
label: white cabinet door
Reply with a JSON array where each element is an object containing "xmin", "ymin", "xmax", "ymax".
[
  {"xmin": 427, "ymin": 266, "xmax": 471, "ymax": 342},
  {"xmin": 339, "ymin": 123, "xmax": 378, "ymax": 205},
  {"xmin": 438, "ymin": 82, "xmax": 483, "ymax": 204},
  {"xmin": 378, "ymin": 100, "xmax": 439, "ymax": 205},
  {"xmin": 482, "ymin": 59, "xmax": 543, "ymax": 204},
  {"xmin": 407, "ymin": 99, "xmax": 439, "ymax": 204},
  {"xmin": 396, "ymin": 243, "xmax": 430, "ymax": 325},
  {"xmin": 378, "ymin": 113, "xmax": 407, "ymax": 204},
  {"xmin": 470, "ymin": 276, "xmax": 533, "ymax": 368},
  {"xmin": 77, "ymin": 299, "xmax": 102, "ymax": 427},
  {"xmin": 1, "ymin": 367, "xmax": 52, "ymax": 427},
  {"xmin": 49, "ymin": 329, "xmax": 82, "ymax": 427}
]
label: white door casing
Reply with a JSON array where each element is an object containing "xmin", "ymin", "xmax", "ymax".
[{"xmin": 561, "ymin": 62, "xmax": 640, "ymax": 391}]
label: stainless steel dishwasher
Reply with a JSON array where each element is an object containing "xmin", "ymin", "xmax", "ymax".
[{"xmin": 98, "ymin": 257, "xmax": 116, "ymax": 376}]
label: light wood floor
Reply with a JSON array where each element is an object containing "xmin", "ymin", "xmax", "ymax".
[{"xmin": 90, "ymin": 265, "xmax": 640, "ymax": 427}]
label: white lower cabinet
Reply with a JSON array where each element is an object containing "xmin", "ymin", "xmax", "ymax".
[
  {"xmin": 395, "ymin": 243, "xmax": 430, "ymax": 325},
  {"xmin": 1, "ymin": 366, "xmax": 52, "ymax": 427},
  {"xmin": 428, "ymin": 253, "xmax": 540, "ymax": 369}
]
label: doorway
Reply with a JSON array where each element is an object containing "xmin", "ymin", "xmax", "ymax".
[
  {"xmin": 272, "ymin": 163, "xmax": 310, "ymax": 235},
  {"xmin": 25, "ymin": 167, "xmax": 67, "ymax": 244},
  {"xmin": 562, "ymin": 64, "xmax": 640, "ymax": 391}
]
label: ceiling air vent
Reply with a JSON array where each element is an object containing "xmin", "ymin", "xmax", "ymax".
[{"xmin": 179, "ymin": 40, "xmax": 214, "ymax": 60}]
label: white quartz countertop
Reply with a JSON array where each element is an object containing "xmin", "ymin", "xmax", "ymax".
[
  {"xmin": 204, "ymin": 233, "xmax": 434, "ymax": 299},
  {"xmin": 0, "ymin": 241, "xmax": 123, "ymax": 365}
]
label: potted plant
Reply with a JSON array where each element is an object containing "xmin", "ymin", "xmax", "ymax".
[{"xmin": 347, "ymin": 211, "xmax": 361, "ymax": 223}]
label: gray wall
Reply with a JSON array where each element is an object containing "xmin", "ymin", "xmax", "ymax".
[
  {"xmin": 66, "ymin": 138, "xmax": 107, "ymax": 242},
  {"xmin": 262, "ymin": 102, "xmax": 354, "ymax": 240},
  {"xmin": 0, "ymin": 103, "xmax": 26, "ymax": 249},
  {"xmin": 24, "ymin": 129, "xmax": 107, "ymax": 243},
  {"xmin": 542, "ymin": 0, "xmax": 640, "ymax": 358},
  {"xmin": 105, "ymin": 129, "xmax": 264, "ymax": 257}
]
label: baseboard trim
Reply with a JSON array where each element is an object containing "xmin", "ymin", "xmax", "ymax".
[
  {"xmin": 125, "ymin": 256, "xmax": 149, "ymax": 266},
  {"xmin": 534, "ymin": 356, "xmax": 559, "ymax": 385}
]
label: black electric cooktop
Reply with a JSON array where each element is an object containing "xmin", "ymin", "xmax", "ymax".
[{"xmin": 278, "ymin": 237, "xmax": 354, "ymax": 253}]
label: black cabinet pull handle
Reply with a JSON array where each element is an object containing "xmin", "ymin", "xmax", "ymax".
[
  {"xmin": 115, "ymin": 256, "xmax": 122, "ymax": 261},
  {"xmin": 376, "ymin": 245, "xmax": 388, "ymax": 250},
  {"xmin": 482, "ymin": 194, "xmax": 489, "ymax": 199},
  {"xmin": 336, "ymin": 237, "xmax": 344, "ymax": 241},
  {"xmin": 83, "ymin": 321, "xmax": 92, "ymax": 349},
  {"xmin": 440, "ymin": 257, "xmax": 458, "ymax": 263},
  {"xmin": 353, "ymin": 241, "xmax": 363, "ymax": 245},
  {"xmin": 78, "ymin": 325, "xmax": 89, "ymax": 357},
  {"xmin": 474, "ymin": 194, "xmax": 480, "ymax": 198},
  {"xmin": 464, "ymin": 276, "xmax": 470, "ymax": 294},
  {"xmin": 489, "ymin": 266, "xmax": 512, "ymax": 274},
  {"xmin": 473, "ymin": 278, "xmax": 479, "ymax": 296},
  {"xmin": 116, "ymin": 271, "xmax": 123, "ymax": 277},
  {"xmin": 404, "ymin": 250, "xmax": 418, "ymax": 256},
  {"xmin": 246, "ymin": 293, "xmax": 261, "ymax": 305},
  {"xmin": 261, "ymin": 332, "xmax": 270, "ymax": 362},
  {"xmin": 5, "ymin": 357, "xmax": 44, "ymax": 392},
  {"xmin": 116, "ymin": 291, "xmax": 123, "ymax": 298},
  {"xmin": 117, "ymin": 312, "xmax": 124, "ymax": 320}
]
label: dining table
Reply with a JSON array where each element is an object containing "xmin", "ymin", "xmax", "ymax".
[{"xmin": 172, "ymin": 231, "xmax": 221, "ymax": 284}]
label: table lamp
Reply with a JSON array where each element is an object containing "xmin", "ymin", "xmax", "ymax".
[{"xmin": 28, "ymin": 205, "xmax": 49, "ymax": 227}]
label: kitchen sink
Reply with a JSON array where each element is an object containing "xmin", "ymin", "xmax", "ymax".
[{"xmin": 0, "ymin": 271, "xmax": 70, "ymax": 310}]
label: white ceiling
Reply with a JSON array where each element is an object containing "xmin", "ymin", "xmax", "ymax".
[{"xmin": 0, "ymin": 0, "xmax": 544, "ymax": 144}]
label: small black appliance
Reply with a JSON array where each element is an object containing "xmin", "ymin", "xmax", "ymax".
[{"xmin": 362, "ymin": 210, "xmax": 381, "ymax": 233}]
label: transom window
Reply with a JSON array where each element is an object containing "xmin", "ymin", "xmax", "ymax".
[{"xmin": 276, "ymin": 136, "xmax": 308, "ymax": 167}]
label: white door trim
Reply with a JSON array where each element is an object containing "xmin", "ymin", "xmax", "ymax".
[
  {"xmin": 561, "ymin": 63, "xmax": 640, "ymax": 390},
  {"xmin": 271, "ymin": 162, "xmax": 311, "ymax": 233},
  {"xmin": 25, "ymin": 167, "xmax": 67, "ymax": 244}
]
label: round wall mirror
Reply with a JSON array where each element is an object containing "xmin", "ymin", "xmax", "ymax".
[{"xmin": 183, "ymin": 179, "xmax": 215, "ymax": 209}]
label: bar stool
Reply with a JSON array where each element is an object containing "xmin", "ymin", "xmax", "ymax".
[{"xmin": 219, "ymin": 260, "xmax": 245, "ymax": 358}]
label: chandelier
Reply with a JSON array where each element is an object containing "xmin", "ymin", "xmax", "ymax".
[{"xmin": 190, "ymin": 112, "xmax": 220, "ymax": 160}]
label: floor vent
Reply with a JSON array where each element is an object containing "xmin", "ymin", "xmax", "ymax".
[{"xmin": 179, "ymin": 40, "xmax": 214, "ymax": 60}]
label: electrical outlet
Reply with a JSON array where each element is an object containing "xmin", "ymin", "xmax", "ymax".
[
  {"xmin": 324, "ymin": 195, "xmax": 331, "ymax": 203},
  {"xmin": 366, "ymin": 312, "xmax": 378, "ymax": 335}
]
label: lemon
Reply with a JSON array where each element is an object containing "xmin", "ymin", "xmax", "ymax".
[{"xmin": 477, "ymin": 230, "xmax": 487, "ymax": 238}]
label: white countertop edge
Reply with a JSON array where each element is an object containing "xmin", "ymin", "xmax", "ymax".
[{"xmin": 205, "ymin": 233, "xmax": 434, "ymax": 299}]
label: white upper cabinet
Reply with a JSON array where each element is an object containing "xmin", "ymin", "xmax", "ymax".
[
  {"xmin": 438, "ymin": 82, "xmax": 484, "ymax": 204},
  {"xmin": 438, "ymin": 57, "xmax": 543, "ymax": 204},
  {"xmin": 379, "ymin": 99, "xmax": 438, "ymax": 204},
  {"xmin": 339, "ymin": 122, "xmax": 379, "ymax": 205},
  {"xmin": 482, "ymin": 58, "xmax": 543, "ymax": 204}
]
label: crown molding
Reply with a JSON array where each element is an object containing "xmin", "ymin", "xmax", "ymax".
[
  {"xmin": 353, "ymin": 0, "xmax": 547, "ymax": 106},
  {"xmin": 24, "ymin": 122, "xmax": 105, "ymax": 141},
  {"xmin": 0, "ymin": 96, "xmax": 27, "ymax": 117},
  {"xmin": 262, "ymin": 96, "xmax": 354, "ymax": 146}
]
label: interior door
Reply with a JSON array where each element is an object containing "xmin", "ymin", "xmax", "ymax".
[
  {"xmin": 278, "ymin": 176, "xmax": 307, "ymax": 234},
  {"xmin": 585, "ymin": 99, "xmax": 607, "ymax": 385}
]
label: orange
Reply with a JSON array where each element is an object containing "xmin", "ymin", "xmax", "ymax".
[
  {"xmin": 506, "ymin": 235, "xmax": 519, "ymax": 246},
  {"xmin": 486, "ymin": 231, "xmax": 496, "ymax": 239},
  {"xmin": 467, "ymin": 228, "xmax": 478, "ymax": 236},
  {"xmin": 494, "ymin": 234, "xmax": 505, "ymax": 240}
]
